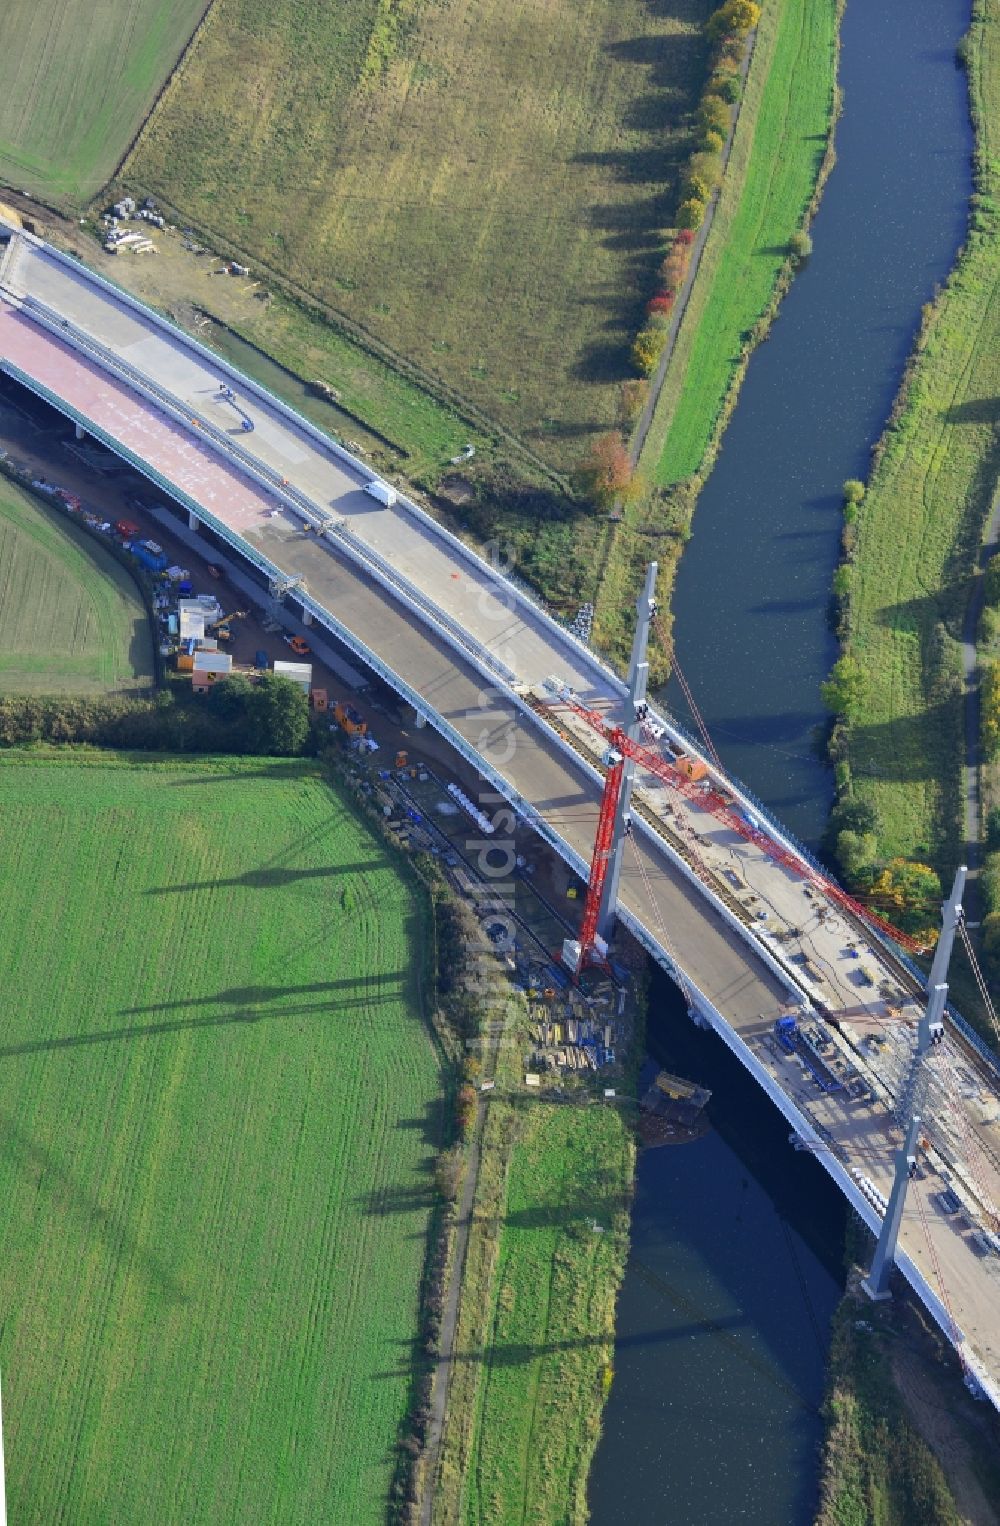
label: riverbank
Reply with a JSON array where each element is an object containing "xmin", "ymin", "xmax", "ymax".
[
  {"xmin": 816, "ymin": 1270, "xmax": 1000, "ymax": 1526},
  {"xmin": 429, "ymin": 991, "xmax": 635, "ymax": 1525},
  {"xmin": 594, "ymin": 0, "xmax": 840, "ymax": 667},
  {"xmin": 832, "ymin": 2, "xmax": 999, "ymax": 883}
]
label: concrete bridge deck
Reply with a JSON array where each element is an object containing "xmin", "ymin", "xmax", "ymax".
[{"xmin": 2, "ymin": 225, "xmax": 1000, "ymax": 1405}]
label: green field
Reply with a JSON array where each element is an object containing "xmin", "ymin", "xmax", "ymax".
[
  {"xmin": 647, "ymin": 0, "xmax": 838, "ymax": 484},
  {"xmin": 0, "ymin": 0, "xmax": 207, "ymax": 202},
  {"xmin": 460, "ymin": 1107, "xmax": 631, "ymax": 1523},
  {"xmin": 0, "ymin": 477, "xmax": 154, "ymax": 694},
  {"xmin": 0, "ymin": 755, "xmax": 441, "ymax": 1523},
  {"xmin": 433, "ymin": 1060, "xmax": 633, "ymax": 1526},
  {"xmin": 839, "ymin": 0, "xmax": 1000, "ymax": 867},
  {"xmin": 594, "ymin": 0, "xmax": 838, "ymax": 663},
  {"xmin": 125, "ymin": 0, "xmax": 712, "ymax": 472}
]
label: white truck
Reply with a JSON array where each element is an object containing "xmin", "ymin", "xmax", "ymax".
[{"xmin": 364, "ymin": 478, "xmax": 397, "ymax": 508}]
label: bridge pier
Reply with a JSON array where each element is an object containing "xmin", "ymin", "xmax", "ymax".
[
  {"xmin": 302, "ymin": 609, "xmax": 313, "ymax": 627},
  {"xmin": 74, "ymin": 421, "xmax": 84, "ymax": 441},
  {"xmin": 188, "ymin": 508, "xmax": 199, "ymax": 532}
]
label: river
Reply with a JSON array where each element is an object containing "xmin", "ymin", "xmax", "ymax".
[{"xmin": 590, "ymin": 0, "xmax": 973, "ymax": 1520}]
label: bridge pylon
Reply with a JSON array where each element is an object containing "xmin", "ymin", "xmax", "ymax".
[{"xmin": 862, "ymin": 866, "xmax": 966, "ymax": 1301}]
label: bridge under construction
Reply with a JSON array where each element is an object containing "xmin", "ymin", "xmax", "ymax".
[{"xmin": 2, "ymin": 222, "xmax": 1000, "ymax": 1406}]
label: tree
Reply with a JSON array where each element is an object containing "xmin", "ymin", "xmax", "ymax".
[
  {"xmin": 836, "ymin": 829, "xmax": 878, "ymax": 882},
  {"xmin": 866, "ymin": 858, "xmax": 942, "ymax": 936},
  {"xmin": 789, "ymin": 229, "xmax": 813, "ymax": 261},
  {"xmin": 647, "ymin": 293, "xmax": 674, "ymax": 317},
  {"xmin": 701, "ymin": 128, "xmax": 726, "ymax": 155},
  {"xmin": 660, "ymin": 247, "xmax": 690, "ymax": 289},
  {"xmin": 830, "ymin": 796, "xmax": 880, "ymax": 838},
  {"xmin": 246, "ymin": 673, "xmax": 309, "ymax": 754},
  {"xmin": 821, "ymin": 655, "xmax": 863, "ymax": 716},
  {"xmin": 434, "ymin": 1145, "xmax": 465, "ymax": 1201},
  {"xmin": 697, "ymin": 96, "xmax": 730, "ymax": 139},
  {"xmin": 676, "ymin": 197, "xmax": 707, "ymax": 231},
  {"xmin": 207, "ymin": 672, "xmax": 255, "ymax": 722},
  {"xmin": 577, "ymin": 431, "xmax": 640, "ymax": 507},
  {"xmin": 707, "ymin": 0, "xmax": 761, "ymax": 41},
  {"xmin": 842, "ymin": 479, "xmax": 866, "ymax": 506}
]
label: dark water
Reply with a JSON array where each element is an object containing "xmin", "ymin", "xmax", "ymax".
[
  {"xmin": 591, "ymin": 3, "xmax": 972, "ymax": 1521},
  {"xmin": 669, "ymin": 0, "xmax": 973, "ymax": 848},
  {"xmin": 589, "ymin": 976, "xmax": 845, "ymax": 1526}
]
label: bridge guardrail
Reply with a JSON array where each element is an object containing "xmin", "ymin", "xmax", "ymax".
[
  {"xmin": 11, "ymin": 250, "xmax": 1000, "ymax": 1070},
  {"xmin": 8, "ymin": 355, "xmax": 1000, "ymax": 1406}
]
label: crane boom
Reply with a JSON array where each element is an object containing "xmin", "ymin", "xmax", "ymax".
[{"xmin": 553, "ymin": 692, "xmax": 927, "ymax": 959}]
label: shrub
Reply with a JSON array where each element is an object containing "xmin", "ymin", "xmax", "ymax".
[
  {"xmin": 821, "ymin": 655, "xmax": 864, "ymax": 716},
  {"xmin": 984, "ymin": 554, "xmax": 1000, "ymax": 607},
  {"xmin": 619, "ymin": 378, "xmax": 648, "ymax": 426},
  {"xmin": 675, "ymin": 228, "xmax": 695, "ymax": 246},
  {"xmin": 632, "ymin": 326, "xmax": 667, "ymax": 376},
  {"xmin": 700, "ymin": 128, "xmax": 726, "ymax": 155},
  {"xmin": 647, "ymin": 293, "xmax": 674, "ymax": 317},
  {"xmin": 836, "ymin": 829, "xmax": 878, "ymax": 883},
  {"xmin": 660, "ymin": 248, "xmax": 689, "ymax": 289},
  {"xmin": 710, "ymin": 73, "xmax": 742, "ymax": 104},
  {"xmin": 456, "ymin": 1084, "xmax": 477, "ymax": 1136},
  {"xmin": 683, "ymin": 172, "xmax": 714, "ymax": 205},
  {"xmin": 677, "ymin": 197, "xmax": 707, "ymax": 231},
  {"xmin": 698, "ymin": 95, "xmax": 731, "ymax": 138},
  {"xmin": 576, "ymin": 430, "xmax": 640, "ymax": 507},
  {"xmin": 982, "ymin": 662, "xmax": 1000, "ymax": 758}
]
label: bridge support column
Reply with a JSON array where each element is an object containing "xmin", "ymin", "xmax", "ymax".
[
  {"xmin": 596, "ymin": 562, "xmax": 658, "ymax": 944},
  {"xmin": 188, "ymin": 509, "xmax": 199, "ymax": 532},
  {"xmin": 302, "ymin": 609, "xmax": 313, "ymax": 627},
  {"xmin": 74, "ymin": 421, "xmax": 84, "ymax": 441},
  {"xmin": 862, "ymin": 866, "xmax": 966, "ymax": 1301}
]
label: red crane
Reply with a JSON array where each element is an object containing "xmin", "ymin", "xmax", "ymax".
[{"xmin": 551, "ymin": 693, "xmax": 928, "ymax": 967}]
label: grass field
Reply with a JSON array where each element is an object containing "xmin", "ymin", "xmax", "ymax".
[
  {"xmin": 432, "ymin": 989, "xmax": 633, "ymax": 1526},
  {"xmin": 0, "ymin": 754, "xmax": 441, "ymax": 1523},
  {"xmin": 646, "ymin": 0, "xmax": 837, "ymax": 485},
  {"xmin": 0, "ymin": 477, "xmax": 153, "ymax": 694},
  {"xmin": 0, "ymin": 0, "xmax": 207, "ymax": 202},
  {"xmin": 125, "ymin": 0, "xmax": 713, "ymax": 473},
  {"xmin": 839, "ymin": 0, "xmax": 1000, "ymax": 868},
  {"xmin": 459, "ymin": 1106, "xmax": 631, "ymax": 1524},
  {"xmin": 594, "ymin": 0, "xmax": 838, "ymax": 663}
]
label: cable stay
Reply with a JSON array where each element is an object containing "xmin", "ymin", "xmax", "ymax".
[
  {"xmin": 627, "ymin": 837, "xmax": 697, "ymax": 1011},
  {"xmin": 913, "ymin": 1181, "xmax": 969, "ymax": 1381},
  {"xmin": 550, "ymin": 688, "xmax": 928, "ymax": 959},
  {"xmin": 959, "ymin": 920, "xmax": 1000, "ymax": 1051},
  {"xmin": 657, "ymin": 620, "xmax": 724, "ymax": 773}
]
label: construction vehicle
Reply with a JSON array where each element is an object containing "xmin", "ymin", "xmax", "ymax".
[
  {"xmin": 283, "ymin": 634, "xmax": 310, "ymax": 656},
  {"xmin": 395, "ymin": 750, "xmax": 409, "ymax": 770},
  {"xmin": 208, "ymin": 610, "xmax": 248, "ymax": 642},
  {"xmin": 334, "ymin": 700, "xmax": 367, "ymax": 737}
]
